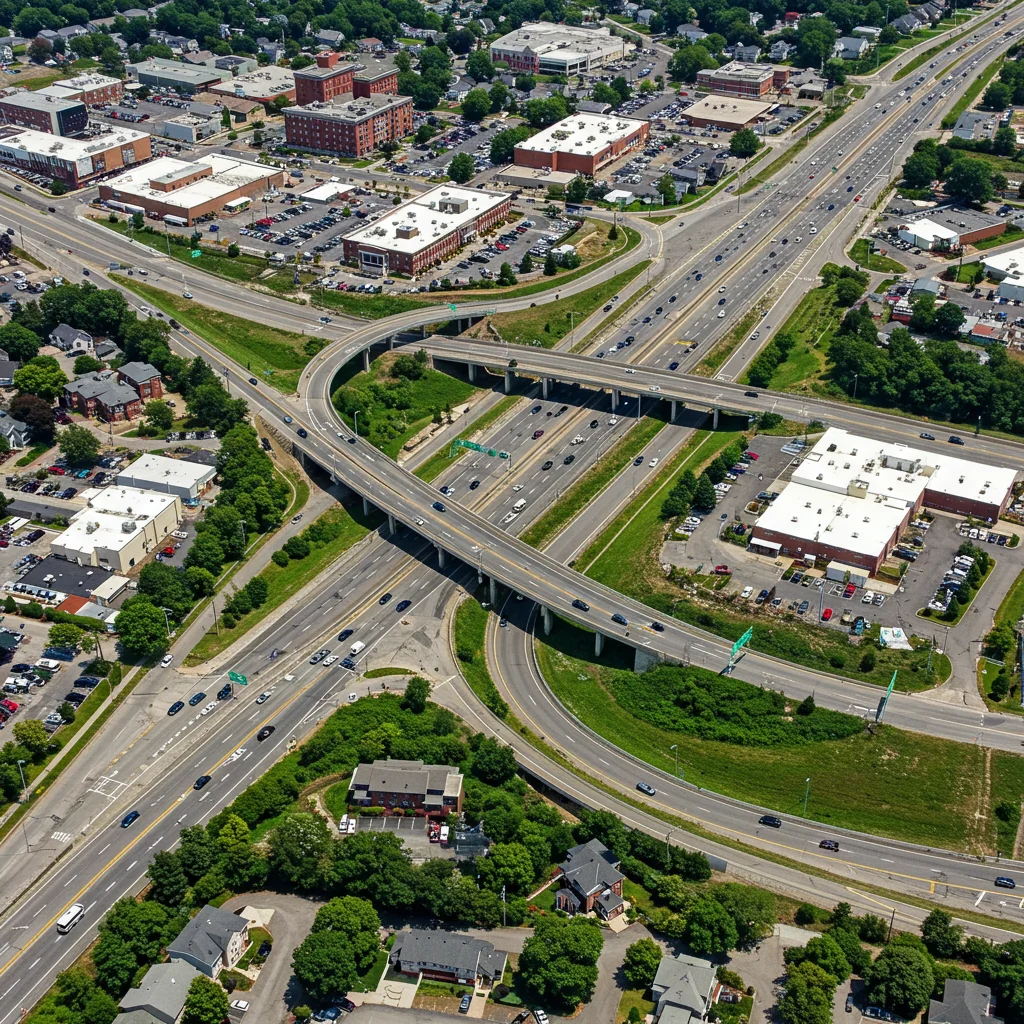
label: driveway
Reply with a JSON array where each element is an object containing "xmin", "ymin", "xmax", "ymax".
[{"xmin": 224, "ymin": 890, "xmax": 323, "ymax": 1023}]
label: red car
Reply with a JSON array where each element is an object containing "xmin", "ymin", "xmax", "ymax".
[
  {"xmin": 854, "ymin": 195, "xmax": 862, "ymax": 202},
  {"xmin": 821, "ymin": 608, "xmax": 833, "ymax": 622},
  {"xmin": 713, "ymin": 564, "xmax": 731, "ymax": 575},
  {"xmin": 745, "ymin": 451, "xmax": 759, "ymax": 460},
  {"xmin": 843, "ymin": 584, "xmax": 856, "ymax": 599},
  {"xmin": 161, "ymin": 546, "xmax": 176, "ymax": 557},
  {"xmin": 0, "ymin": 699, "xmax": 19, "ymax": 714},
  {"xmin": 48, "ymin": 466, "xmax": 65, "ymax": 476}
]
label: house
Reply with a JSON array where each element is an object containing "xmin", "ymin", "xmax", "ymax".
[
  {"xmin": 349, "ymin": 758, "xmax": 464, "ymax": 816},
  {"xmin": 652, "ymin": 952, "xmax": 721, "ymax": 1024},
  {"xmin": 892, "ymin": 12, "xmax": 924, "ymax": 33},
  {"xmin": 480, "ymin": 17, "xmax": 495, "ymax": 33},
  {"xmin": 357, "ymin": 36, "xmax": 384, "ymax": 51},
  {"xmin": 735, "ymin": 43, "xmax": 762, "ymax": 61},
  {"xmin": 315, "ymin": 28, "xmax": 345, "ymax": 46},
  {"xmin": 835, "ymin": 35, "xmax": 868, "ymax": 59},
  {"xmin": 257, "ymin": 38, "xmax": 286, "ymax": 62},
  {"xmin": 58, "ymin": 25, "xmax": 89, "ymax": 39},
  {"xmin": 677, "ymin": 25, "xmax": 708, "ymax": 41},
  {"xmin": 87, "ymin": 16, "xmax": 118, "ymax": 32},
  {"xmin": 554, "ymin": 839, "xmax": 626, "ymax": 920},
  {"xmin": 0, "ymin": 360, "xmax": 18, "ymax": 386},
  {"xmin": 181, "ymin": 49, "xmax": 216, "ymax": 65},
  {"xmin": 121, "ymin": 8, "xmax": 150, "ymax": 18},
  {"xmin": 919, "ymin": 2, "xmax": 944, "ymax": 23},
  {"xmin": 769, "ymin": 40, "xmax": 794, "ymax": 60},
  {"xmin": 63, "ymin": 370, "xmax": 142, "ymax": 422},
  {"xmin": 929, "ymin": 980, "xmax": 1001, "ymax": 1024},
  {"xmin": 117, "ymin": 961, "xmax": 202, "ymax": 1024},
  {"xmin": 674, "ymin": 165, "xmax": 707, "ymax": 189},
  {"xmin": 37, "ymin": 28, "xmax": 60, "ymax": 41},
  {"xmin": 0, "ymin": 417, "xmax": 30, "ymax": 448},
  {"xmin": 852, "ymin": 25, "xmax": 883, "ymax": 39},
  {"xmin": 94, "ymin": 340, "xmax": 121, "ymax": 361},
  {"xmin": 48, "ymin": 323, "xmax": 93, "ymax": 353},
  {"xmin": 390, "ymin": 929, "xmax": 508, "ymax": 986},
  {"xmin": 116, "ymin": 360, "xmax": 163, "ymax": 400},
  {"xmin": 636, "ymin": 9, "xmax": 657, "ymax": 25},
  {"xmin": 166, "ymin": 904, "xmax": 249, "ymax": 978}
]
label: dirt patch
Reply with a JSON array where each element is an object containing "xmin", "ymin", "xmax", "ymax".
[{"xmin": 575, "ymin": 229, "xmax": 608, "ymax": 260}]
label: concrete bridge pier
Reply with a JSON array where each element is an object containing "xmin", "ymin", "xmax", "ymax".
[
  {"xmin": 595, "ymin": 631, "xmax": 605, "ymax": 657},
  {"xmin": 436, "ymin": 545, "xmax": 447, "ymax": 569},
  {"xmin": 713, "ymin": 407, "xmax": 720, "ymax": 429},
  {"xmin": 387, "ymin": 513, "xmax": 396, "ymax": 534},
  {"xmin": 635, "ymin": 648, "xmax": 661, "ymax": 673},
  {"xmin": 489, "ymin": 576, "xmax": 498, "ymax": 606},
  {"xmin": 421, "ymin": 325, "xmax": 429, "ymax": 338},
  {"xmin": 611, "ymin": 387, "xmax": 620, "ymax": 411},
  {"xmin": 468, "ymin": 363, "xmax": 477, "ymax": 383},
  {"xmin": 387, "ymin": 336, "xmax": 395, "ymax": 350},
  {"xmin": 362, "ymin": 496, "xmax": 372, "ymax": 517},
  {"xmin": 541, "ymin": 605, "xmax": 553, "ymax": 635},
  {"xmin": 362, "ymin": 349, "xmax": 371, "ymax": 372},
  {"xmin": 542, "ymin": 377, "xmax": 552, "ymax": 400},
  {"xmin": 670, "ymin": 399, "xmax": 679, "ymax": 421},
  {"xmin": 505, "ymin": 370, "xmax": 514, "ymax": 394}
]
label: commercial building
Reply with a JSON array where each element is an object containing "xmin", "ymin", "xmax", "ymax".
[
  {"xmin": 554, "ymin": 839, "xmax": 626, "ymax": 920},
  {"xmin": 495, "ymin": 166, "xmax": 577, "ymax": 191},
  {"xmin": 348, "ymin": 757, "xmax": 464, "ymax": 817},
  {"xmin": 389, "ymin": 930, "xmax": 507, "ymax": 986},
  {"xmin": 982, "ymin": 244, "xmax": 1024, "ymax": 280},
  {"xmin": 897, "ymin": 206, "xmax": 1005, "ymax": 251},
  {"xmin": 126, "ymin": 57, "xmax": 227, "ymax": 95},
  {"xmin": 683, "ymin": 95, "xmax": 773, "ymax": 129},
  {"xmin": 283, "ymin": 92, "xmax": 413, "ymax": 158},
  {"xmin": 696, "ymin": 61, "xmax": 790, "ymax": 98},
  {"xmin": 209, "ymin": 65, "xmax": 296, "ymax": 104},
  {"xmin": 293, "ymin": 51, "xmax": 400, "ymax": 106},
  {"xmin": 116, "ymin": 453, "xmax": 215, "ymax": 501},
  {"xmin": 162, "ymin": 112, "xmax": 220, "ymax": 144},
  {"xmin": 342, "ymin": 184, "xmax": 510, "ymax": 275},
  {"xmin": 44, "ymin": 72, "xmax": 124, "ymax": 106},
  {"xmin": 0, "ymin": 125, "xmax": 152, "ymax": 189},
  {"xmin": 98, "ymin": 154, "xmax": 284, "ymax": 225},
  {"xmin": 513, "ymin": 113, "xmax": 649, "ymax": 175},
  {"xmin": 749, "ymin": 428, "xmax": 1017, "ymax": 574},
  {"xmin": 490, "ymin": 23, "xmax": 633, "ymax": 75},
  {"xmin": 166, "ymin": 905, "xmax": 250, "ymax": 978},
  {"xmin": 0, "ymin": 91, "xmax": 87, "ymax": 136},
  {"xmin": 50, "ymin": 486, "xmax": 183, "ymax": 572}
]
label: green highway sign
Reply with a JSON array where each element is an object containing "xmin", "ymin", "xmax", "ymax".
[
  {"xmin": 448, "ymin": 303, "xmax": 458, "ymax": 313},
  {"xmin": 450, "ymin": 438, "xmax": 511, "ymax": 461},
  {"xmin": 191, "ymin": 250, "xmax": 202, "ymax": 258},
  {"xmin": 228, "ymin": 670, "xmax": 248, "ymax": 686},
  {"xmin": 484, "ymin": 309, "xmax": 496, "ymax": 315},
  {"xmin": 730, "ymin": 627, "xmax": 753, "ymax": 660}
]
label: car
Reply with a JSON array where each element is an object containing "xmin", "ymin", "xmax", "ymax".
[
  {"xmin": 532, "ymin": 429, "xmax": 544, "ymax": 439},
  {"xmin": 334, "ymin": 998, "xmax": 356, "ymax": 1015},
  {"xmin": 819, "ymin": 839, "xmax": 839, "ymax": 852},
  {"xmin": 634, "ymin": 455, "xmax": 644, "ymax": 466},
  {"xmin": 744, "ymin": 391, "xmax": 759, "ymax": 398},
  {"xmin": 995, "ymin": 876, "xmax": 1017, "ymax": 889},
  {"xmin": 121, "ymin": 810, "xmax": 140, "ymax": 828},
  {"xmin": 297, "ymin": 427, "xmax": 308, "ymax": 438},
  {"xmin": 541, "ymin": 460, "xmax": 553, "ymax": 470},
  {"xmin": 432, "ymin": 501, "xmax": 445, "ymax": 512},
  {"xmin": 230, "ymin": 1000, "xmax": 251, "ymax": 1014},
  {"xmin": 563, "ymin": 454, "xmax": 575, "ymax": 465},
  {"xmin": 846, "ymin": 995, "xmax": 855, "ymax": 1014},
  {"xmin": 168, "ymin": 701, "xmax": 185, "ymax": 715},
  {"xmin": 572, "ymin": 599, "xmax": 590, "ymax": 612},
  {"xmin": 590, "ymin": 419, "xmax": 599, "ymax": 429},
  {"xmin": 257, "ymin": 726, "xmax": 276, "ymax": 741},
  {"xmin": 319, "ymin": 316, "xmax": 332, "ymax": 324},
  {"xmin": 759, "ymin": 815, "xmax": 782, "ymax": 828},
  {"xmin": 338, "ymin": 629, "xmax": 354, "ymax": 643},
  {"xmin": 821, "ymin": 608, "xmax": 833, "ymax": 622},
  {"xmin": 188, "ymin": 692, "xmax": 206, "ymax": 706},
  {"xmin": 217, "ymin": 683, "xmax": 233, "ymax": 700},
  {"xmin": 756, "ymin": 589, "xmax": 769, "ymax": 604},
  {"xmin": 469, "ymin": 479, "xmax": 480, "ymax": 490},
  {"xmin": 160, "ymin": 653, "xmax": 173, "ymax": 668},
  {"xmin": 460, "ymin": 995, "xmax": 473, "ymax": 1014},
  {"xmin": 309, "ymin": 648, "xmax": 330, "ymax": 665},
  {"xmin": 183, "ymin": 291, "xmax": 193, "ymax": 299},
  {"xmin": 919, "ymin": 432, "xmax": 935, "ymax": 440},
  {"xmin": 534, "ymin": 1011, "xmax": 550, "ymax": 1024},
  {"xmin": 636, "ymin": 781, "xmax": 656, "ymax": 796},
  {"xmin": 797, "ymin": 600, "xmax": 809, "ymax": 614},
  {"xmin": 512, "ymin": 1013, "xmax": 531, "ymax": 1024},
  {"xmin": 713, "ymin": 564, "xmax": 730, "ymax": 575},
  {"xmin": 396, "ymin": 599, "xmax": 412, "ymax": 613},
  {"xmin": 651, "ymin": 621, "xmax": 665, "ymax": 632},
  {"xmin": 379, "ymin": 592, "xmax": 393, "ymax": 605},
  {"xmin": 843, "ymin": 584, "xmax": 856, "ymax": 599},
  {"xmin": 948, "ymin": 435, "xmax": 965, "ymax": 445},
  {"xmin": 669, "ymin": 361, "xmax": 679, "ymax": 370},
  {"xmin": 193, "ymin": 775, "xmax": 212, "ymax": 791},
  {"xmin": 161, "ymin": 545, "xmax": 176, "ymax": 557},
  {"xmin": 612, "ymin": 613, "xmax": 628, "ymax": 625}
]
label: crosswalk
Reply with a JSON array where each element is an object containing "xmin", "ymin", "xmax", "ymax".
[{"xmin": 50, "ymin": 831, "xmax": 72, "ymax": 845}]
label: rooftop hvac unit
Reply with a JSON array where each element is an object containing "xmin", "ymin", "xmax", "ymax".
[
  {"xmin": 121, "ymin": 520, "xmax": 136, "ymax": 533},
  {"xmin": 85, "ymin": 521, "xmax": 99, "ymax": 534}
]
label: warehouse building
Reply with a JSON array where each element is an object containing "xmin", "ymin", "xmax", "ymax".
[
  {"xmin": 696, "ymin": 61, "xmax": 790, "ymax": 98},
  {"xmin": 490, "ymin": 23, "xmax": 632, "ymax": 75},
  {"xmin": 0, "ymin": 91, "xmax": 87, "ymax": 135},
  {"xmin": 98, "ymin": 154, "xmax": 284, "ymax": 225},
  {"xmin": 342, "ymin": 184, "xmax": 511, "ymax": 275},
  {"xmin": 283, "ymin": 92, "xmax": 413, "ymax": 158},
  {"xmin": 982, "ymin": 245, "xmax": 1024, "ymax": 280},
  {"xmin": 897, "ymin": 206, "xmax": 1005, "ymax": 251},
  {"xmin": 294, "ymin": 51, "xmax": 400, "ymax": 106},
  {"xmin": 209, "ymin": 66, "xmax": 296, "ymax": 104},
  {"xmin": 0, "ymin": 125, "xmax": 152, "ymax": 189},
  {"xmin": 116, "ymin": 453, "xmax": 215, "ymax": 501},
  {"xmin": 127, "ymin": 57, "xmax": 227, "ymax": 95},
  {"xmin": 749, "ymin": 428, "xmax": 1016, "ymax": 574},
  {"xmin": 513, "ymin": 113, "xmax": 648, "ymax": 175},
  {"xmin": 51, "ymin": 486, "xmax": 183, "ymax": 572},
  {"xmin": 683, "ymin": 95, "xmax": 773, "ymax": 129}
]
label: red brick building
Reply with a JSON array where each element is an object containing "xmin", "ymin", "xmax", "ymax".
[
  {"xmin": 348, "ymin": 758, "xmax": 464, "ymax": 817},
  {"xmin": 117, "ymin": 361, "xmax": 163, "ymax": 400},
  {"xmin": 294, "ymin": 52, "xmax": 400, "ymax": 105},
  {"xmin": 283, "ymin": 92, "xmax": 413, "ymax": 157},
  {"xmin": 513, "ymin": 113, "xmax": 649, "ymax": 175},
  {"xmin": 48, "ymin": 72, "xmax": 124, "ymax": 106},
  {"xmin": 0, "ymin": 93, "xmax": 87, "ymax": 136},
  {"xmin": 555, "ymin": 840, "xmax": 627, "ymax": 920},
  {"xmin": 696, "ymin": 61, "xmax": 789, "ymax": 98},
  {"xmin": 63, "ymin": 371, "xmax": 143, "ymax": 422}
]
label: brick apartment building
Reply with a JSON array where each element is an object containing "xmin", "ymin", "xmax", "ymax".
[
  {"xmin": 44, "ymin": 72, "xmax": 124, "ymax": 107},
  {"xmin": 294, "ymin": 51, "xmax": 400, "ymax": 106},
  {"xmin": 63, "ymin": 370, "xmax": 143, "ymax": 421},
  {"xmin": 513, "ymin": 113, "xmax": 649, "ymax": 175},
  {"xmin": 555, "ymin": 840, "xmax": 627, "ymax": 920},
  {"xmin": 283, "ymin": 92, "xmax": 413, "ymax": 157},
  {"xmin": 117, "ymin": 361, "xmax": 163, "ymax": 400},
  {"xmin": 348, "ymin": 758, "xmax": 464, "ymax": 817},
  {"xmin": 696, "ymin": 61, "xmax": 790, "ymax": 98}
]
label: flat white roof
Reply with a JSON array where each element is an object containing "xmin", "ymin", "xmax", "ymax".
[
  {"xmin": 302, "ymin": 182, "xmax": 343, "ymax": 202},
  {"xmin": 684, "ymin": 95, "xmax": 772, "ymax": 122},
  {"xmin": 103, "ymin": 154, "xmax": 275, "ymax": 212},
  {"xmin": 491, "ymin": 23, "xmax": 625, "ymax": 61},
  {"xmin": 210, "ymin": 65, "xmax": 295, "ymax": 99},
  {"xmin": 0, "ymin": 125, "xmax": 148, "ymax": 161},
  {"xmin": 984, "ymin": 244, "xmax": 1024, "ymax": 275},
  {"xmin": 54, "ymin": 72, "xmax": 122, "ymax": 91},
  {"xmin": 516, "ymin": 113, "xmax": 646, "ymax": 157},
  {"xmin": 56, "ymin": 486, "xmax": 178, "ymax": 555},
  {"xmin": 901, "ymin": 218, "xmax": 959, "ymax": 243},
  {"xmin": 344, "ymin": 184, "xmax": 509, "ymax": 256},
  {"xmin": 115, "ymin": 453, "xmax": 215, "ymax": 490}
]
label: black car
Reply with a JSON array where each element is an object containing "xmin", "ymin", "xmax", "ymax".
[
  {"xmin": 590, "ymin": 419, "xmax": 599, "ymax": 429},
  {"xmin": 249, "ymin": 377, "xmax": 258, "ymax": 385},
  {"xmin": 217, "ymin": 684, "xmax": 232, "ymax": 701},
  {"xmin": 432, "ymin": 501, "xmax": 446, "ymax": 512},
  {"xmin": 469, "ymin": 479, "xmax": 480, "ymax": 490},
  {"xmin": 572, "ymin": 599, "xmax": 590, "ymax": 612},
  {"xmin": 919, "ymin": 432, "xmax": 935, "ymax": 440},
  {"xmin": 341, "ymin": 657, "xmax": 357, "ymax": 670},
  {"xmin": 744, "ymin": 391, "xmax": 759, "ymax": 398},
  {"xmin": 335, "ymin": 998, "xmax": 356, "ymax": 1014},
  {"xmin": 636, "ymin": 781, "xmax": 656, "ymax": 796},
  {"xmin": 612, "ymin": 613, "xmax": 628, "ymax": 625},
  {"xmin": 759, "ymin": 815, "xmax": 783, "ymax": 828},
  {"xmin": 948, "ymin": 435, "xmax": 965, "ymax": 445},
  {"xmin": 121, "ymin": 810, "xmax": 140, "ymax": 828},
  {"xmin": 541, "ymin": 460, "xmax": 553, "ymax": 470},
  {"xmin": 532, "ymin": 405, "xmax": 542, "ymax": 414},
  {"xmin": 193, "ymin": 775, "xmax": 212, "ymax": 791},
  {"xmin": 258, "ymin": 941, "xmax": 273, "ymax": 958},
  {"xmin": 338, "ymin": 628, "xmax": 353, "ymax": 642},
  {"xmin": 563, "ymin": 454, "xmax": 575, "ymax": 465},
  {"xmin": 395, "ymin": 600, "xmax": 412, "ymax": 613},
  {"xmin": 624, "ymin": 335, "xmax": 635, "ymax": 344},
  {"xmin": 819, "ymin": 839, "xmax": 839, "ymax": 852},
  {"xmin": 63, "ymin": 692, "xmax": 86, "ymax": 705},
  {"xmin": 995, "ymin": 876, "xmax": 1017, "ymax": 889},
  {"xmin": 512, "ymin": 1013, "xmax": 531, "ymax": 1024},
  {"xmin": 297, "ymin": 428, "xmax": 308, "ymax": 438},
  {"xmin": 651, "ymin": 621, "xmax": 665, "ymax": 632},
  {"xmin": 168, "ymin": 701, "xmax": 184, "ymax": 716},
  {"xmin": 257, "ymin": 726, "xmax": 276, "ymax": 741},
  {"xmin": 379, "ymin": 592, "xmax": 393, "ymax": 605},
  {"xmin": 75, "ymin": 676, "xmax": 100, "ymax": 688},
  {"xmin": 669, "ymin": 361, "xmax": 679, "ymax": 370},
  {"xmin": 188, "ymin": 692, "xmax": 206, "ymax": 706}
]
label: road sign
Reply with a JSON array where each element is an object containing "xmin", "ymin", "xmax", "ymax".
[
  {"xmin": 730, "ymin": 626, "xmax": 753, "ymax": 660},
  {"xmin": 228, "ymin": 670, "xmax": 248, "ymax": 686},
  {"xmin": 448, "ymin": 303, "xmax": 457, "ymax": 313},
  {"xmin": 484, "ymin": 309, "xmax": 496, "ymax": 315},
  {"xmin": 875, "ymin": 670, "xmax": 897, "ymax": 722},
  {"xmin": 190, "ymin": 250, "xmax": 202, "ymax": 258},
  {"xmin": 450, "ymin": 438, "xmax": 510, "ymax": 460}
]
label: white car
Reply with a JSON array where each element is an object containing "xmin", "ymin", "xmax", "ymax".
[
  {"xmin": 160, "ymin": 654, "xmax": 173, "ymax": 668},
  {"xmin": 649, "ymin": 385, "xmax": 661, "ymax": 392},
  {"xmin": 649, "ymin": 457, "xmax": 659, "ymax": 467},
  {"xmin": 624, "ymin": 368, "xmax": 637, "ymax": 374},
  {"xmin": 741, "ymin": 586, "xmax": 754, "ymax": 599},
  {"xmin": 718, "ymin": 285, "xmax": 726, "ymax": 293},
  {"xmin": 323, "ymin": 655, "xmax": 338, "ymax": 666},
  {"xmin": 230, "ymin": 1000, "xmax": 250, "ymax": 1013},
  {"xmin": 201, "ymin": 701, "xmax": 218, "ymax": 716},
  {"xmin": 182, "ymin": 291, "xmax": 192, "ymax": 299},
  {"xmin": 255, "ymin": 690, "xmax": 273, "ymax": 704},
  {"xmin": 862, "ymin": 591, "xmax": 875, "ymax": 604},
  {"xmin": 717, "ymin": 310, "xmax": 726, "ymax": 318}
]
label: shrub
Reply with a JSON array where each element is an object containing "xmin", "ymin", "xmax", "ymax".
[
  {"xmin": 859, "ymin": 651, "xmax": 876, "ymax": 673},
  {"xmin": 271, "ymin": 549, "xmax": 290, "ymax": 568},
  {"xmin": 829, "ymin": 653, "xmax": 846, "ymax": 669}
]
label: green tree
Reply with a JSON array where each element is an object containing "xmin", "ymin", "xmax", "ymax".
[
  {"xmin": 934, "ymin": 301, "xmax": 966, "ymax": 337},
  {"xmin": 311, "ymin": 896, "xmax": 381, "ymax": 971},
  {"xmin": 656, "ymin": 174, "xmax": 677, "ymax": 205},
  {"xmin": 401, "ymin": 676, "xmax": 431, "ymax": 713},
  {"xmin": 693, "ymin": 473, "xmax": 717, "ymax": 510},
  {"xmin": 291, "ymin": 931, "xmax": 358, "ymax": 1002},
  {"xmin": 178, "ymin": 825, "xmax": 218, "ymax": 882},
  {"xmin": 57, "ymin": 423, "xmax": 101, "ymax": 464},
  {"xmin": 14, "ymin": 356, "xmax": 68, "ymax": 402},
  {"xmin": 902, "ymin": 151, "xmax": 940, "ymax": 189},
  {"xmin": 544, "ymin": 251, "xmax": 558, "ymax": 276},
  {"xmin": 181, "ymin": 975, "xmax": 229, "ymax": 1024},
  {"xmin": 518, "ymin": 916, "xmax": 604, "ymax": 1010},
  {"xmin": 268, "ymin": 813, "xmax": 335, "ymax": 891},
  {"xmin": 73, "ymin": 354, "xmax": 105, "ymax": 375},
  {"xmin": 47, "ymin": 622, "xmax": 83, "ymax": 649},
  {"xmin": 147, "ymin": 850, "xmax": 189, "ymax": 909},
  {"xmin": 945, "ymin": 159, "xmax": 994, "ymax": 205},
  {"xmin": 921, "ymin": 909, "xmax": 964, "ymax": 960},
  {"xmin": 780, "ymin": 961, "xmax": 837, "ymax": 1024},
  {"xmin": 623, "ymin": 937, "xmax": 663, "ymax": 988},
  {"xmin": 835, "ymin": 277, "xmax": 864, "ymax": 307},
  {"xmin": 668, "ymin": 43, "xmax": 717, "ymax": 82},
  {"xmin": 519, "ymin": 252, "xmax": 534, "ymax": 274},
  {"xmin": 0, "ymin": 322, "xmax": 42, "ymax": 362},
  {"xmin": 473, "ymin": 737, "xmax": 517, "ymax": 784},
  {"xmin": 13, "ymin": 718, "xmax": 50, "ymax": 761},
  {"xmin": 114, "ymin": 598, "xmax": 168, "ymax": 658},
  {"xmin": 822, "ymin": 58, "xmax": 847, "ymax": 85},
  {"xmin": 497, "ymin": 261, "xmax": 518, "ymax": 286},
  {"xmin": 686, "ymin": 896, "xmax": 739, "ymax": 954},
  {"xmin": 983, "ymin": 81, "xmax": 1012, "ymax": 110},
  {"xmin": 466, "ymin": 49, "xmax": 495, "ymax": 81},
  {"xmin": 730, "ymin": 128, "xmax": 761, "ymax": 158},
  {"xmin": 461, "ymin": 87, "xmax": 492, "ymax": 122},
  {"xmin": 567, "ymin": 175, "xmax": 589, "ymax": 203},
  {"xmin": 143, "ymin": 400, "xmax": 175, "ymax": 434},
  {"xmin": 489, "ymin": 81, "xmax": 509, "ymax": 113},
  {"xmin": 449, "ymin": 152, "xmax": 475, "ymax": 183},
  {"xmin": 865, "ymin": 944, "xmax": 935, "ymax": 1016},
  {"xmin": 792, "ymin": 934, "xmax": 851, "ymax": 982}
]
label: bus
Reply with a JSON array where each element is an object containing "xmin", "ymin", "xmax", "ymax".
[{"xmin": 57, "ymin": 904, "xmax": 85, "ymax": 934}]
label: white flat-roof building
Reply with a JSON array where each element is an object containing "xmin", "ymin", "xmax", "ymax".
[
  {"xmin": 750, "ymin": 428, "xmax": 1016, "ymax": 573},
  {"xmin": 490, "ymin": 23, "xmax": 632, "ymax": 75},
  {"xmin": 51, "ymin": 486, "xmax": 183, "ymax": 572},
  {"xmin": 209, "ymin": 66, "xmax": 295, "ymax": 102},
  {"xmin": 342, "ymin": 184, "xmax": 511, "ymax": 275},
  {"xmin": 983, "ymin": 245, "xmax": 1024, "ymax": 280},
  {"xmin": 513, "ymin": 113, "xmax": 649, "ymax": 175},
  {"xmin": 115, "ymin": 453, "xmax": 215, "ymax": 501}
]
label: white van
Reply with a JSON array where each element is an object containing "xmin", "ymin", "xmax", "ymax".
[
  {"xmin": 439, "ymin": 825, "xmax": 450, "ymax": 844},
  {"xmin": 57, "ymin": 904, "xmax": 85, "ymax": 934},
  {"xmin": 349, "ymin": 640, "xmax": 365, "ymax": 657},
  {"xmin": 512, "ymin": 499, "xmax": 527, "ymax": 514},
  {"xmin": 338, "ymin": 814, "xmax": 349, "ymax": 833},
  {"xmin": 35, "ymin": 658, "xmax": 61, "ymax": 673}
]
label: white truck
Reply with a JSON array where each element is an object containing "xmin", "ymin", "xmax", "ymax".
[
  {"xmin": 349, "ymin": 640, "xmax": 366, "ymax": 657},
  {"xmin": 502, "ymin": 498, "xmax": 527, "ymax": 524}
]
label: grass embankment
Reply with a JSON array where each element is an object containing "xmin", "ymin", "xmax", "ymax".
[
  {"xmin": 333, "ymin": 351, "xmax": 477, "ymax": 459},
  {"xmin": 694, "ymin": 302, "xmax": 767, "ymax": 378},
  {"xmin": 487, "ymin": 262, "xmax": 651, "ymax": 348},
  {"xmin": 941, "ymin": 55, "xmax": 1005, "ymax": 128},
  {"xmin": 184, "ymin": 501, "xmax": 382, "ymax": 665},
  {"xmin": 849, "ymin": 238, "xmax": 907, "ymax": 273},
  {"xmin": 453, "ymin": 595, "xmax": 508, "ymax": 718},
  {"xmin": 413, "ymin": 395, "xmax": 519, "ymax": 482},
  {"xmin": 534, "ymin": 616, "xmax": 991, "ymax": 850},
  {"xmin": 977, "ymin": 566, "xmax": 1024, "ymax": 714},
  {"xmin": 112, "ymin": 277, "xmax": 310, "ymax": 393},
  {"xmin": 520, "ymin": 415, "xmax": 667, "ymax": 548},
  {"xmin": 991, "ymin": 751, "xmax": 1024, "ymax": 857},
  {"xmin": 575, "ymin": 430, "xmax": 949, "ymax": 691}
]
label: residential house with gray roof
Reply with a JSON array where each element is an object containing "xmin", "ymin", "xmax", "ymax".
[
  {"xmin": 389, "ymin": 929, "xmax": 507, "ymax": 985},
  {"xmin": 652, "ymin": 952, "xmax": 720, "ymax": 1024},
  {"xmin": 63, "ymin": 370, "xmax": 142, "ymax": 422},
  {"xmin": 929, "ymin": 980, "xmax": 1001, "ymax": 1024},
  {"xmin": 117, "ymin": 960, "xmax": 202, "ymax": 1024},
  {"xmin": 554, "ymin": 839, "xmax": 626, "ymax": 920},
  {"xmin": 0, "ymin": 417, "xmax": 30, "ymax": 448},
  {"xmin": 49, "ymin": 323, "xmax": 93, "ymax": 353},
  {"xmin": 349, "ymin": 758, "xmax": 463, "ymax": 817},
  {"xmin": 166, "ymin": 904, "xmax": 249, "ymax": 977}
]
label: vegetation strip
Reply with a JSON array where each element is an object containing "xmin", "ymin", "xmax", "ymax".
[
  {"xmin": 940, "ymin": 54, "xmax": 1005, "ymax": 128},
  {"xmin": 413, "ymin": 396, "xmax": 520, "ymax": 482}
]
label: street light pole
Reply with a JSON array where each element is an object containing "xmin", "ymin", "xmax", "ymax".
[
  {"xmin": 852, "ymin": 373, "xmax": 859, "ymax": 400},
  {"xmin": 16, "ymin": 759, "xmax": 28, "ymax": 853},
  {"xmin": 803, "ymin": 777, "xmax": 810, "ymax": 816},
  {"xmin": 670, "ymin": 743, "xmax": 678, "ymax": 777},
  {"xmin": 160, "ymin": 607, "xmax": 173, "ymax": 639},
  {"xmin": 353, "ymin": 409, "xmax": 361, "ymax": 439}
]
